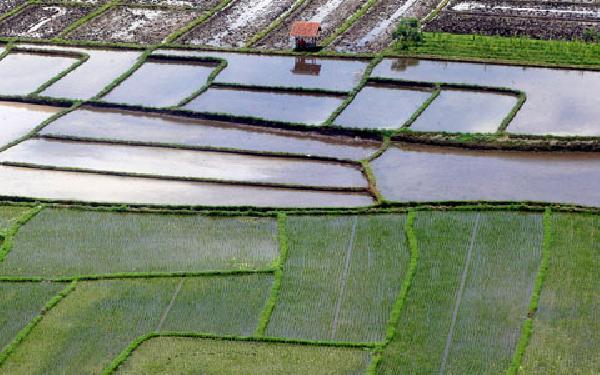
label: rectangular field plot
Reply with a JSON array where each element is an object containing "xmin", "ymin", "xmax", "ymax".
[
  {"xmin": 0, "ymin": 165, "xmax": 373, "ymax": 207},
  {"xmin": 0, "ymin": 282, "xmax": 63, "ymax": 349},
  {"xmin": 409, "ymin": 89, "xmax": 517, "ymax": 133},
  {"xmin": 0, "ymin": 5, "xmax": 92, "ymax": 39},
  {"xmin": 334, "ymin": 85, "xmax": 431, "ymax": 130},
  {"xmin": 154, "ymin": 50, "xmax": 368, "ymax": 92},
  {"xmin": 0, "ymin": 139, "xmax": 367, "ymax": 188},
  {"xmin": 0, "ymin": 205, "xmax": 30, "ymax": 230},
  {"xmin": 372, "ymin": 143, "xmax": 600, "ymax": 207},
  {"xmin": 267, "ymin": 215, "xmax": 409, "ymax": 342},
  {"xmin": 1, "ymin": 208, "xmax": 278, "ymax": 277},
  {"xmin": 0, "ymin": 52, "xmax": 78, "ymax": 96},
  {"xmin": 179, "ymin": 0, "xmax": 296, "ymax": 47},
  {"xmin": 41, "ymin": 106, "xmax": 380, "ymax": 161},
  {"xmin": 102, "ymin": 59, "xmax": 216, "ymax": 107},
  {"xmin": 0, "ymin": 276, "xmax": 272, "ymax": 373},
  {"xmin": 254, "ymin": 0, "xmax": 370, "ymax": 50},
  {"xmin": 380, "ymin": 211, "xmax": 544, "ymax": 374},
  {"xmin": 0, "ymin": 101, "xmax": 60, "ymax": 148},
  {"xmin": 117, "ymin": 337, "xmax": 371, "ymax": 374},
  {"xmin": 184, "ymin": 87, "xmax": 344, "ymax": 125},
  {"xmin": 68, "ymin": 7, "xmax": 200, "ymax": 44},
  {"xmin": 521, "ymin": 214, "xmax": 600, "ymax": 373}
]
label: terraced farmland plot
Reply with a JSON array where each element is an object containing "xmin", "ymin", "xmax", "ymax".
[
  {"xmin": 0, "ymin": 101, "xmax": 60, "ymax": 148},
  {"xmin": 0, "ymin": 139, "xmax": 367, "ymax": 188},
  {"xmin": 0, "ymin": 276, "xmax": 272, "ymax": 374},
  {"xmin": 521, "ymin": 213, "xmax": 600, "ymax": 373},
  {"xmin": 0, "ymin": 205, "xmax": 30, "ymax": 230},
  {"xmin": 0, "ymin": 282, "xmax": 63, "ymax": 350},
  {"xmin": 179, "ymin": 0, "xmax": 296, "ymax": 47},
  {"xmin": 380, "ymin": 211, "xmax": 544, "ymax": 374},
  {"xmin": 41, "ymin": 106, "xmax": 380, "ymax": 161},
  {"xmin": 1, "ymin": 208, "xmax": 278, "ymax": 277},
  {"xmin": 102, "ymin": 58, "xmax": 216, "ymax": 107},
  {"xmin": 0, "ymin": 165, "xmax": 373, "ymax": 207},
  {"xmin": 117, "ymin": 337, "xmax": 372, "ymax": 374},
  {"xmin": 0, "ymin": 5, "xmax": 92, "ymax": 39},
  {"xmin": 0, "ymin": 52, "xmax": 78, "ymax": 96},
  {"xmin": 267, "ymin": 215, "xmax": 410, "ymax": 342}
]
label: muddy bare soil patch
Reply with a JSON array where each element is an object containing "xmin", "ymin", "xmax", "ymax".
[
  {"xmin": 0, "ymin": 0, "xmax": 27, "ymax": 14},
  {"xmin": 425, "ymin": 1, "xmax": 600, "ymax": 40},
  {"xmin": 68, "ymin": 6, "xmax": 200, "ymax": 43},
  {"xmin": 0, "ymin": 5, "xmax": 92, "ymax": 39},
  {"xmin": 255, "ymin": 0, "xmax": 369, "ymax": 49},
  {"xmin": 124, "ymin": 0, "xmax": 221, "ymax": 8},
  {"xmin": 329, "ymin": 0, "xmax": 436, "ymax": 52},
  {"xmin": 180, "ymin": 0, "xmax": 296, "ymax": 47}
]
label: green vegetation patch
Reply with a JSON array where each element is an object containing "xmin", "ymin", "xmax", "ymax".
[
  {"xmin": 1, "ymin": 209, "xmax": 278, "ymax": 277},
  {"xmin": 117, "ymin": 336, "xmax": 371, "ymax": 374},
  {"xmin": 0, "ymin": 276, "xmax": 272, "ymax": 374},
  {"xmin": 267, "ymin": 215, "xmax": 409, "ymax": 343},
  {"xmin": 391, "ymin": 33, "xmax": 600, "ymax": 68},
  {"xmin": 521, "ymin": 213, "xmax": 600, "ymax": 374},
  {"xmin": 0, "ymin": 282, "xmax": 63, "ymax": 350},
  {"xmin": 380, "ymin": 211, "xmax": 544, "ymax": 374},
  {"xmin": 0, "ymin": 206, "xmax": 30, "ymax": 232}
]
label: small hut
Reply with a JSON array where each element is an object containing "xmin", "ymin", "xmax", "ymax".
[{"xmin": 290, "ymin": 21, "xmax": 321, "ymax": 50}]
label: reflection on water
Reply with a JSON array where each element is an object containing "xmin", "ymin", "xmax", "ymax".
[
  {"xmin": 41, "ymin": 106, "xmax": 380, "ymax": 160},
  {"xmin": 292, "ymin": 57, "xmax": 321, "ymax": 76},
  {"xmin": 373, "ymin": 143, "xmax": 600, "ymax": 206},
  {"xmin": 0, "ymin": 101, "xmax": 60, "ymax": 148},
  {"xmin": 374, "ymin": 58, "xmax": 600, "ymax": 136}
]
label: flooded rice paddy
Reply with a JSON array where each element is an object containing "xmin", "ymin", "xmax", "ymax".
[
  {"xmin": 373, "ymin": 143, "xmax": 600, "ymax": 207},
  {"xmin": 41, "ymin": 106, "xmax": 380, "ymax": 160},
  {"xmin": 0, "ymin": 52, "xmax": 78, "ymax": 96},
  {"xmin": 334, "ymin": 85, "xmax": 432, "ymax": 129},
  {"xmin": 373, "ymin": 58, "xmax": 600, "ymax": 136},
  {"xmin": 0, "ymin": 139, "xmax": 367, "ymax": 188},
  {"xmin": 153, "ymin": 50, "xmax": 368, "ymax": 92},
  {"xmin": 184, "ymin": 87, "xmax": 344, "ymax": 125},
  {"xmin": 102, "ymin": 59, "xmax": 216, "ymax": 107},
  {"xmin": 409, "ymin": 90, "xmax": 518, "ymax": 133},
  {"xmin": 0, "ymin": 101, "xmax": 60, "ymax": 148}
]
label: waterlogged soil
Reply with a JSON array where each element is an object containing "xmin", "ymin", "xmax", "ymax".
[
  {"xmin": 0, "ymin": 139, "xmax": 367, "ymax": 188},
  {"xmin": 0, "ymin": 0, "xmax": 27, "ymax": 14},
  {"xmin": 254, "ymin": 0, "xmax": 369, "ymax": 49},
  {"xmin": 0, "ymin": 5, "xmax": 92, "ymax": 39},
  {"xmin": 0, "ymin": 101, "xmax": 60, "ymax": 148},
  {"xmin": 372, "ymin": 58, "xmax": 600, "ymax": 136},
  {"xmin": 102, "ymin": 60, "xmax": 216, "ymax": 107},
  {"xmin": 179, "ymin": 0, "xmax": 296, "ymax": 47},
  {"xmin": 334, "ymin": 85, "xmax": 432, "ymax": 129},
  {"xmin": 410, "ymin": 90, "xmax": 518, "ymax": 133},
  {"xmin": 330, "ymin": 0, "xmax": 428, "ymax": 52},
  {"xmin": 0, "ymin": 52, "xmax": 78, "ymax": 96},
  {"xmin": 154, "ymin": 49, "xmax": 368, "ymax": 91},
  {"xmin": 0, "ymin": 165, "xmax": 373, "ymax": 207},
  {"xmin": 184, "ymin": 87, "xmax": 344, "ymax": 125},
  {"xmin": 372, "ymin": 143, "xmax": 600, "ymax": 206},
  {"xmin": 41, "ymin": 106, "xmax": 380, "ymax": 160},
  {"xmin": 69, "ymin": 6, "xmax": 200, "ymax": 43}
]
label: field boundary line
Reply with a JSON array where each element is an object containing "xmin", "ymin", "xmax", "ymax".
[
  {"xmin": 245, "ymin": 0, "xmax": 309, "ymax": 48},
  {"xmin": 30, "ymin": 51, "xmax": 90, "ymax": 96},
  {"xmin": 0, "ymin": 0, "xmax": 35, "ymax": 24},
  {"xmin": 163, "ymin": 0, "xmax": 233, "ymax": 44},
  {"xmin": 0, "ymin": 280, "xmax": 76, "ymax": 367},
  {"xmin": 330, "ymin": 216, "xmax": 358, "ymax": 338},
  {"xmin": 0, "ymin": 205, "xmax": 44, "ymax": 262},
  {"xmin": 155, "ymin": 278, "xmax": 184, "ymax": 332},
  {"xmin": 506, "ymin": 207, "xmax": 553, "ymax": 375},
  {"xmin": 57, "ymin": 0, "xmax": 123, "ymax": 40},
  {"xmin": 173, "ymin": 57, "xmax": 227, "ymax": 107},
  {"xmin": 320, "ymin": 0, "xmax": 380, "ymax": 48},
  {"xmin": 398, "ymin": 84, "xmax": 441, "ymax": 131},
  {"xmin": 439, "ymin": 211, "xmax": 481, "ymax": 375},
  {"xmin": 497, "ymin": 90, "xmax": 527, "ymax": 133},
  {"xmin": 255, "ymin": 213, "xmax": 288, "ymax": 336}
]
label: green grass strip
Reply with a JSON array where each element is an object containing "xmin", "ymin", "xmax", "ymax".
[
  {"xmin": 102, "ymin": 332, "xmax": 155, "ymax": 375},
  {"xmin": 31, "ymin": 53, "xmax": 90, "ymax": 96},
  {"xmin": 384, "ymin": 209, "xmax": 418, "ymax": 344},
  {"xmin": 254, "ymin": 212, "xmax": 288, "ymax": 336},
  {"xmin": 422, "ymin": 0, "xmax": 450, "ymax": 22},
  {"xmin": 399, "ymin": 85, "xmax": 440, "ymax": 130},
  {"xmin": 320, "ymin": 0, "xmax": 379, "ymax": 47},
  {"xmin": 173, "ymin": 57, "xmax": 227, "ymax": 107},
  {"xmin": 164, "ymin": 0, "xmax": 233, "ymax": 44},
  {"xmin": 365, "ymin": 351, "xmax": 383, "ymax": 375},
  {"xmin": 0, "ymin": 205, "xmax": 44, "ymax": 262},
  {"xmin": 57, "ymin": 1, "xmax": 122, "ymax": 40},
  {"xmin": 360, "ymin": 160, "xmax": 384, "ymax": 205},
  {"xmin": 506, "ymin": 207, "xmax": 553, "ymax": 375},
  {"xmin": 323, "ymin": 55, "xmax": 383, "ymax": 126},
  {"xmin": 0, "ymin": 280, "xmax": 76, "ymax": 366},
  {"xmin": 245, "ymin": 0, "xmax": 308, "ymax": 48},
  {"xmin": 497, "ymin": 91, "xmax": 527, "ymax": 133},
  {"xmin": 0, "ymin": 0, "xmax": 35, "ymax": 24}
]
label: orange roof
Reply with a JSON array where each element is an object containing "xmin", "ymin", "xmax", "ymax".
[{"xmin": 290, "ymin": 21, "xmax": 321, "ymax": 37}]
